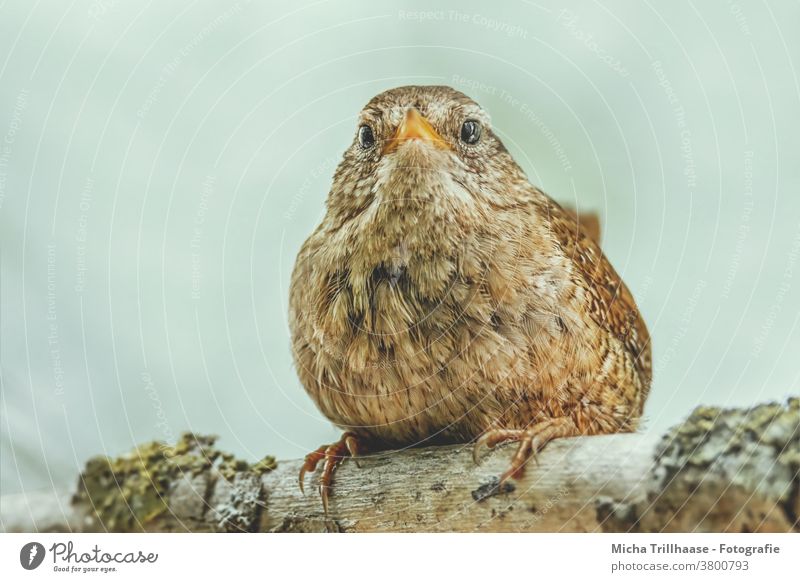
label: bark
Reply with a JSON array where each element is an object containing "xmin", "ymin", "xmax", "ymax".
[{"xmin": 2, "ymin": 399, "xmax": 799, "ymax": 533}]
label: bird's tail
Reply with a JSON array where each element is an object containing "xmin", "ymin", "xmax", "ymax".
[{"xmin": 562, "ymin": 206, "xmax": 602, "ymax": 245}]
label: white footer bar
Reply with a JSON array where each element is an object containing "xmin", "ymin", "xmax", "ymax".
[{"xmin": 1, "ymin": 533, "xmax": 795, "ymax": 581}]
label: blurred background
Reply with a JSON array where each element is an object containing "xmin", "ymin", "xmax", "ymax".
[{"xmin": 2, "ymin": 0, "xmax": 799, "ymax": 495}]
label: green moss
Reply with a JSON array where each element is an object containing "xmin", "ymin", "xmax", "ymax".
[
  {"xmin": 599, "ymin": 398, "xmax": 800, "ymax": 532},
  {"xmin": 251, "ymin": 456, "xmax": 278, "ymax": 475},
  {"xmin": 73, "ymin": 432, "xmax": 276, "ymax": 532},
  {"xmin": 661, "ymin": 399, "xmax": 800, "ymax": 468}
]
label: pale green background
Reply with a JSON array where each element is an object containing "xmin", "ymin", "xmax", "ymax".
[{"xmin": 2, "ymin": 0, "xmax": 799, "ymax": 495}]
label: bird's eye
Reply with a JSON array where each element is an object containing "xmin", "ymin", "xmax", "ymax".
[
  {"xmin": 460, "ymin": 119, "xmax": 482, "ymax": 145},
  {"xmin": 358, "ymin": 124, "xmax": 376, "ymax": 149}
]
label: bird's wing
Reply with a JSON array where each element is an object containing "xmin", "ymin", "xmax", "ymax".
[{"xmin": 541, "ymin": 197, "xmax": 652, "ymax": 392}]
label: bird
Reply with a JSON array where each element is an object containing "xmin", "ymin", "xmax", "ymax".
[{"xmin": 289, "ymin": 85, "xmax": 651, "ymax": 512}]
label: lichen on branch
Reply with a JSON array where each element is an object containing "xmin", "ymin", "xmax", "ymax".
[{"xmin": 73, "ymin": 432, "xmax": 276, "ymax": 532}]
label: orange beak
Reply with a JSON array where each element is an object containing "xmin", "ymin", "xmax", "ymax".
[{"xmin": 383, "ymin": 108, "xmax": 449, "ymax": 153}]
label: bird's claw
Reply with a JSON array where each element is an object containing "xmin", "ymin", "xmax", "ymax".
[
  {"xmin": 298, "ymin": 432, "xmax": 362, "ymax": 514},
  {"xmin": 472, "ymin": 428, "xmax": 525, "ymax": 464},
  {"xmin": 344, "ymin": 434, "xmax": 361, "ymax": 468},
  {"xmin": 473, "ymin": 418, "xmax": 578, "ymax": 484},
  {"xmin": 298, "ymin": 445, "xmax": 327, "ymax": 495}
]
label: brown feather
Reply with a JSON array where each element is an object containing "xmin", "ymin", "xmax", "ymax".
[{"xmin": 289, "ymin": 86, "xmax": 652, "ymax": 449}]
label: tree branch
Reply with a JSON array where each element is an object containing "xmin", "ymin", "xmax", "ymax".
[{"xmin": 2, "ymin": 400, "xmax": 799, "ymax": 532}]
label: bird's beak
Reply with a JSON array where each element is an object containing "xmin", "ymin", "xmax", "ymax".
[{"xmin": 383, "ymin": 108, "xmax": 450, "ymax": 153}]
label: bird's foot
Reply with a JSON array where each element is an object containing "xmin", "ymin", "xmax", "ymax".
[
  {"xmin": 298, "ymin": 432, "xmax": 361, "ymax": 514},
  {"xmin": 473, "ymin": 418, "xmax": 578, "ymax": 483}
]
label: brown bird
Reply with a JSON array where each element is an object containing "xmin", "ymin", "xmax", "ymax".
[{"xmin": 289, "ymin": 86, "xmax": 651, "ymax": 511}]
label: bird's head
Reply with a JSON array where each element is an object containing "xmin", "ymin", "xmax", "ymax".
[{"xmin": 324, "ymin": 86, "xmax": 530, "ymax": 232}]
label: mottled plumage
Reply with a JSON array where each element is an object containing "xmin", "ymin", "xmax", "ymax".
[{"xmin": 289, "ymin": 86, "xmax": 651, "ymax": 506}]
